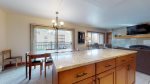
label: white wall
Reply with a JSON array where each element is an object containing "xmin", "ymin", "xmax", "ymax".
[
  {"xmin": 6, "ymin": 12, "xmax": 106, "ymax": 62},
  {"xmin": 0, "ymin": 9, "xmax": 7, "ymax": 65},
  {"xmin": 0, "ymin": 9, "xmax": 7, "ymax": 51}
]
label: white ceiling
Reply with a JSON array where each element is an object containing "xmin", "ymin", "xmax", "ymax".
[{"xmin": 0, "ymin": 0, "xmax": 150, "ymax": 29}]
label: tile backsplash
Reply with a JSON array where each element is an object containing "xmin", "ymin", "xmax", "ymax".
[{"xmin": 112, "ymin": 28, "xmax": 150, "ymax": 48}]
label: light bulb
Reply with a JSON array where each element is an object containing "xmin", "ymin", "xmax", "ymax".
[
  {"xmin": 52, "ymin": 20, "xmax": 56, "ymax": 23},
  {"xmin": 60, "ymin": 21, "xmax": 64, "ymax": 26}
]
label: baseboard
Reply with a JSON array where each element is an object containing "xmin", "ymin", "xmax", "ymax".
[{"xmin": 4, "ymin": 62, "xmax": 26, "ymax": 69}]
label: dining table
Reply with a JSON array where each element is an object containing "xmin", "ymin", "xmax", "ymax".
[{"xmin": 25, "ymin": 49, "xmax": 72, "ymax": 80}]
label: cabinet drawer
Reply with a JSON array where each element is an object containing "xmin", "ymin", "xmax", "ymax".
[
  {"xmin": 127, "ymin": 54, "xmax": 136, "ymax": 61},
  {"xmin": 116, "ymin": 55, "xmax": 128, "ymax": 66},
  {"xmin": 58, "ymin": 64, "xmax": 95, "ymax": 84},
  {"xmin": 96, "ymin": 58, "xmax": 116, "ymax": 74},
  {"xmin": 116, "ymin": 54, "xmax": 136, "ymax": 66}
]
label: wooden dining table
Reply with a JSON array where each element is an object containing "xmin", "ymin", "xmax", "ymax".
[{"xmin": 25, "ymin": 49, "xmax": 72, "ymax": 80}]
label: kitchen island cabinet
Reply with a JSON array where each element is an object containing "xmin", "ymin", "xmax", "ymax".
[{"xmin": 52, "ymin": 49, "xmax": 137, "ymax": 84}]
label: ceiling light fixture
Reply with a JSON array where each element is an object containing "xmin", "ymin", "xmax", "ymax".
[{"xmin": 51, "ymin": 11, "xmax": 64, "ymax": 29}]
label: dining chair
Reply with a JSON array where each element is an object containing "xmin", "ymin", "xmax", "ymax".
[
  {"xmin": 25, "ymin": 53, "xmax": 43, "ymax": 78},
  {"xmin": 44, "ymin": 54, "xmax": 53, "ymax": 78},
  {"xmin": 2, "ymin": 49, "xmax": 22, "ymax": 71}
]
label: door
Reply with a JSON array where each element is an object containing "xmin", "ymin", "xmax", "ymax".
[
  {"xmin": 74, "ymin": 77, "xmax": 95, "ymax": 84},
  {"xmin": 116, "ymin": 64, "xmax": 128, "ymax": 84},
  {"xmin": 127, "ymin": 60, "xmax": 136, "ymax": 84},
  {"xmin": 106, "ymin": 32, "xmax": 112, "ymax": 44},
  {"xmin": 96, "ymin": 69, "xmax": 115, "ymax": 84},
  {"xmin": 58, "ymin": 29, "xmax": 73, "ymax": 50},
  {"xmin": 31, "ymin": 26, "xmax": 73, "ymax": 51}
]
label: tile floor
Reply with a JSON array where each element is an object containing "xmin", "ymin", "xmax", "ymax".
[{"xmin": 136, "ymin": 72, "xmax": 150, "ymax": 84}]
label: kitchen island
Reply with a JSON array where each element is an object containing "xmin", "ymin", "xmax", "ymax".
[{"xmin": 52, "ymin": 49, "xmax": 137, "ymax": 84}]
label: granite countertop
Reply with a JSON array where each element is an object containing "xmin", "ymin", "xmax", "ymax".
[{"xmin": 52, "ymin": 49, "xmax": 137, "ymax": 72}]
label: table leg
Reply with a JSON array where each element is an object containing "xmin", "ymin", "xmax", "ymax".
[
  {"xmin": 25, "ymin": 54, "xmax": 27, "ymax": 78},
  {"xmin": 29, "ymin": 57, "xmax": 32, "ymax": 80},
  {"xmin": 45, "ymin": 57, "xmax": 46, "ymax": 78}
]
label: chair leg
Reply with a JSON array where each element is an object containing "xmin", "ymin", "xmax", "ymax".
[
  {"xmin": 16, "ymin": 59, "xmax": 18, "ymax": 68},
  {"xmin": 45, "ymin": 64, "xmax": 46, "ymax": 78},
  {"xmin": 2, "ymin": 64, "xmax": 4, "ymax": 71},
  {"xmin": 21, "ymin": 58, "xmax": 23, "ymax": 65},
  {"xmin": 29, "ymin": 66, "xmax": 31, "ymax": 80},
  {"xmin": 26, "ymin": 66, "xmax": 28, "ymax": 78},
  {"xmin": 40, "ymin": 65, "xmax": 42, "ymax": 76},
  {"xmin": 34, "ymin": 66, "xmax": 36, "ymax": 69}
]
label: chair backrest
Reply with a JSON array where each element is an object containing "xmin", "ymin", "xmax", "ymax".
[
  {"xmin": 28, "ymin": 53, "xmax": 51, "ymax": 59},
  {"xmin": 2, "ymin": 49, "xmax": 11, "ymax": 60}
]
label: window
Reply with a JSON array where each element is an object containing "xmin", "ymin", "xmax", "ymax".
[
  {"xmin": 30, "ymin": 25, "xmax": 73, "ymax": 51},
  {"xmin": 87, "ymin": 32, "xmax": 104, "ymax": 45}
]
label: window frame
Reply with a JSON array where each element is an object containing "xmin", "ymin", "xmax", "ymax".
[
  {"xmin": 87, "ymin": 31, "xmax": 105, "ymax": 45},
  {"xmin": 30, "ymin": 24, "xmax": 75, "ymax": 51}
]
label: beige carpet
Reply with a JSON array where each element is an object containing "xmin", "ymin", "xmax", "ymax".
[
  {"xmin": 0, "ymin": 66, "xmax": 52, "ymax": 84},
  {"xmin": 0, "ymin": 66, "xmax": 150, "ymax": 84}
]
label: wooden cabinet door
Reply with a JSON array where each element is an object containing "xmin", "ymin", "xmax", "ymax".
[
  {"xmin": 127, "ymin": 61, "xmax": 136, "ymax": 84},
  {"xmin": 74, "ymin": 77, "xmax": 95, "ymax": 84},
  {"xmin": 116, "ymin": 64, "xmax": 128, "ymax": 84},
  {"xmin": 96, "ymin": 69, "xmax": 115, "ymax": 84}
]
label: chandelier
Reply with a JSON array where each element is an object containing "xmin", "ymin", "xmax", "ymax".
[{"xmin": 51, "ymin": 11, "xmax": 64, "ymax": 29}]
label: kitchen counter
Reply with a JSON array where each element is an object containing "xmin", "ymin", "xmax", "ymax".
[{"xmin": 52, "ymin": 49, "xmax": 137, "ymax": 72}]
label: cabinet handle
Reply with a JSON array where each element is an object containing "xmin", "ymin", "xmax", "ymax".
[
  {"xmin": 105, "ymin": 65, "xmax": 112, "ymax": 67},
  {"xmin": 76, "ymin": 72, "xmax": 88, "ymax": 78}
]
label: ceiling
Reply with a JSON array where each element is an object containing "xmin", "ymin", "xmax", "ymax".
[{"xmin": 0, "ymin": 0, "xmax": 150, "ymax": 29}]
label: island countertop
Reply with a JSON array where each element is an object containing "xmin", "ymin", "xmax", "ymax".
[{"xmin": 52, "ymin": 49, "xmax": 137, "ymax": 72}]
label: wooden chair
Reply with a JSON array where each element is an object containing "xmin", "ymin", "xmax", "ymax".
[
  {"xmin": 44, "ymin": 54, "xmax": 53, "ymax": 77},
  {"xmin": 26, "ymin": 53, "xmax": 43, "ymax": 78},
  {"xmin": 2, "ymin": 49, "xmax": 22, "ymax": 71}
]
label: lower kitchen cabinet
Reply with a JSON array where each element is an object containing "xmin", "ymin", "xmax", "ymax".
[
  {"xmin": 116, "ymin": 64, "xmax": 128, "ymax": 84},
  {"xmin": 116, "ymin": 58, "xmax": 136, "ymax": 84},
  {"xmin": 96, "ymin": 69, "xmax": 115, "ymax": 84},
  {"xmin": 127, "ymin": 60, "xmax": 136, "ymax": 84}
]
